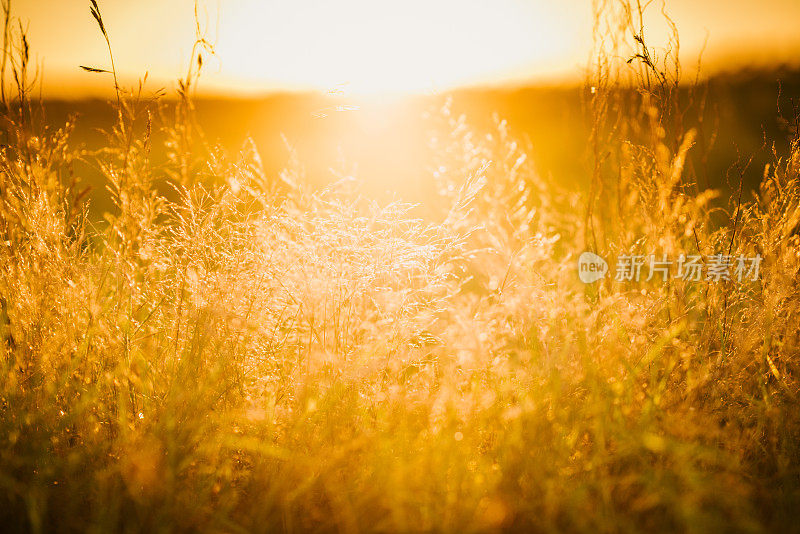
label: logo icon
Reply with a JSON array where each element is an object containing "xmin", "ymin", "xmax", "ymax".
[{"xmin": 578, "ymin": 252, "xmax": 608, "ymax": 283}]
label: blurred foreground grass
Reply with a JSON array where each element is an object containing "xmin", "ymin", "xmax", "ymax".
[{"xmin": 1, "ymin": 1, "xmax": 800, "ymax": 532}]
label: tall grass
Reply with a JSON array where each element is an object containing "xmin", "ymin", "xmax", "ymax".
[{"xmin": 1, "ymin": 1, "xmax": 799, "ymax": 532}]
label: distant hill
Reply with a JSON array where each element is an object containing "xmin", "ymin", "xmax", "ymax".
[{"xmin": 36, "ymin": 68, "xmax": 800, "ymax": 218}]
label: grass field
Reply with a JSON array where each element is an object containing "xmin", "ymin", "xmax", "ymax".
[{"xmin": 1, "ymin": 1, "xmax": 800, "ymax": 532}]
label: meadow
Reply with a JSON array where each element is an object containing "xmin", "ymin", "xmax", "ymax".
[{"xmin": 1, "ymin": 1, "xmax": 800, "ymax": 532}]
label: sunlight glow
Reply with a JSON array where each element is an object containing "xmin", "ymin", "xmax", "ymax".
[
  {"xmin": 14, "ymin": 0, "xmax": 800, "ymax": 97},
  {"xmin": 213, "ymin": 0, "xmax": 577, "ymax": 94}
]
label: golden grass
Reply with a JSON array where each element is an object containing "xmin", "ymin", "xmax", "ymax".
[{"xmin": 1, "ymin": 1, "xmax": 799, "ymax": 532}]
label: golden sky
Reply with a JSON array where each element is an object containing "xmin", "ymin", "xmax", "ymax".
[{"xmin": 13, "ymin": 0, "xmax": 800, "ymax": 97}]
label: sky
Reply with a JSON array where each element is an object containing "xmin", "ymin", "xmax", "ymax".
[{"xmin": 12, "ymin": 0, "xmax": 800, "ymax": 98}]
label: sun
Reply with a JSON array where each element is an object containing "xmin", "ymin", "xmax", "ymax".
[{"xmin": 212, "ymin": 0, "xmax": 580, "ymax": 95}]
